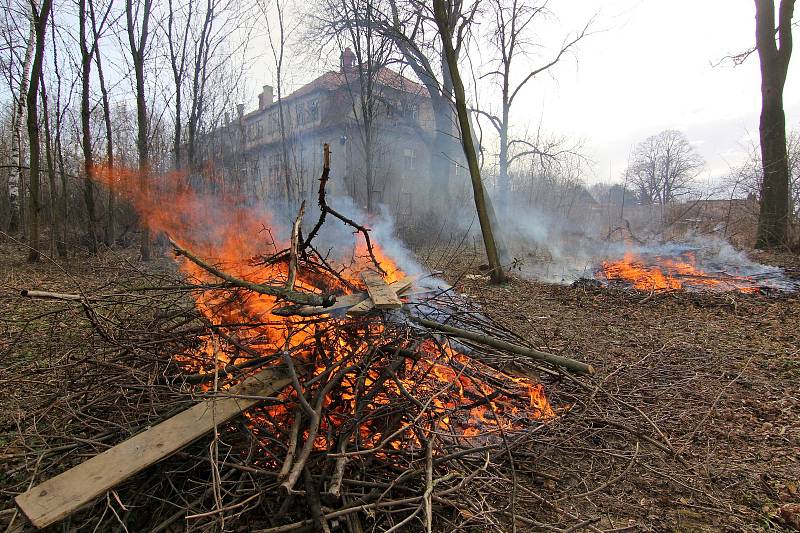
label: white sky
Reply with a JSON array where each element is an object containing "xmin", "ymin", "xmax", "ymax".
[{"xmin": 517, "ymin": 0, "xmax": 800, "ymax": 184}]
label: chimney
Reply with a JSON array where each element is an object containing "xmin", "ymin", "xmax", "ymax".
[
  {"xmin": 224, "ymin": 111, "xmax": 230, "ymax": 125},
  {"xmin": 259, "ymin": 85, "xmax": 274, "ymax": 110},
  {"xmin": 237, "ymin": 103, "xmax": 244, "ymax": 120},
  {"xmin": 340, "ymin": 47, "xmax": 355, "ymax": 73}
]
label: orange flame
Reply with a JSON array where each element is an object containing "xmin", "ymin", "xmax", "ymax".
[
  {"xmin": 600, "ymin": 250, "xmax": 760, "ymax": 293},
  {"xmin": 91, "ymin": 164, "xmax": 554, "ymax": 451}
]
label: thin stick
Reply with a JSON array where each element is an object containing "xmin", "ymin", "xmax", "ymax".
[{"xmin": 286, "ymin": 201, "xmax": 305, "ymax": 291}]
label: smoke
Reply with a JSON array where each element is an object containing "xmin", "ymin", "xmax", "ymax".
[
  {"xmin": 313, "ymin": 196, "xmax": 448, "ymax": 289},
  {"xmin": 425, "ymin": 186, "xmax": 794, "ymax": 290}
]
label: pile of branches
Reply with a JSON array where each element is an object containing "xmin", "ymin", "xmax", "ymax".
[
  {"xmin": 0, "ymin": 252, "xmax": 587, "ymax": 532},
  {"xmin": 1, "ymin": 148, "xmax": 632, "ymax": 532}
]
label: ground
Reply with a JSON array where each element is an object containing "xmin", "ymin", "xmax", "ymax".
[
  {"xmin": 424, "ymin": 245, "xmax": 800, "ymax": 531},
  {"xmin": 1, "ymin": 239, "xmax": 799, "ymax": 532}
]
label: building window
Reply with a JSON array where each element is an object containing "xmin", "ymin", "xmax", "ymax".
[
  {"xmin": 404, "ymin": 102, "xmax": 418, "ymax": 121},
  {"xmin": 307, "ymin": 100, "xmax": 319, "ymax": 122},
  {"xmin": 295, "ymin": 104, "xmax": 304, "ymax": 126},
  {"xmin": 403, "ymin": 148, "xmax": 416, "ymax": 171}
]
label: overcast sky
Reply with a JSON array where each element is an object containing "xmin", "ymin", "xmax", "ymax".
[{"xmin": 518, "ymin": 0, "xmax": 799, "ymax": 185}]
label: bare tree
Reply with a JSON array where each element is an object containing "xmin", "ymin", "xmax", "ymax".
[
  {"xmin": 39, "ymin": 60, "xmax": 59, "ymax": 256},
  {"xmin": 433, "ymin": 0, "xmax": 505, "ymax": 283},
  {"xmin": 25, "ymin": 0, "xmax": 53, "ymax": 262},
  {"xmin": 625, "ymin": 130, "xmax": 704, "ymax": 206},
  {"xmin": 165, "ymin": 0, "xmax": 192, "ymax": 172},
  {"xmin": 369, "ymin": 0, "xmax": 461, "ymax": 209},
  {"xmin": 125, "ymin": 0, "xmax": 153, "ymax": 260},
  {"xmin": 754, "ymin": 0, "xmax": 795, "ymax": 248},
  {"xmin": 49, "ymin": 19, "xmax": 72, "ymax": 256},
  {"xmin": 317, "ymin": 0, "xmax": 394, "ymax": 213},
  {"xmin": 89, "ymin": 0, "xmax": 116, "ymax": 246},
  {"xmin": 477, "ymin": 0, "xmax": 591, "ymax": 208},
  {"xmin": 187, "ymin": 0, "xmax": 241, "ymax": 174},
  {"xmin": 256, "ymin": 0, "xmax": 297, "ymax": 209},
  {"xmin": 79, "ymin": 0, "xmax": 98, "ymax": 253},
  {"xmin": 6, "ymin": 0, "xmax": 35, "ymax": 233}
]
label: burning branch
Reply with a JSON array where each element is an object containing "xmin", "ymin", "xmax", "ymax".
[
  {"xmin": 168, "ymin": 237, "xmax": 335, "ymax": 307},
  {"xmin": 302, "ymin": 144, "xmax": 386, "ymax": 275},
  {"xmin": 286, "ymin": 201, "xmax": 305, "ymax": 292}
]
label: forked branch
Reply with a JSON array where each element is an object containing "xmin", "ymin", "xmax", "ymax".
[{"xmin": 302, "ymin": 144, "xmax": 386, "ymax": 275}]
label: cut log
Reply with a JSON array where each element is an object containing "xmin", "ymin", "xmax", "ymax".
[
  {"xmin": 15, "ymin": 366, "xmax": 291, "ymax": 529},
  {"xmin": 411, "ymin": 315, "xmax": 595, "ymax": 375},
  {"xmin": 347, "ymin": 277, "xmax": 418, "ymax": 316},
  {"xmin": 20, "ymin": 290, "xmax": 83, "ymax": 301},
  {"xmin": 274, "ymin": 292, "xmax": 370, "ymax": 317},
  {"xmin": 360, "ymin": 270, "xmax": 402, "ymax": 309}
]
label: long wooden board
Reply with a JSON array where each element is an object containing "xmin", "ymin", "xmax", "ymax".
[
  {"xmin": 360, "ymin": 270, "xmax": 402, "ymax": 309},
  {"xmin": 15, "ymin": 366, "xmax": 291, "ymax": 529}
]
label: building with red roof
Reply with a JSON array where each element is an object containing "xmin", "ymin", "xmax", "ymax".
[{"xmin": 204, "ymin": 48, "xmax": 464, "ymax": 222}]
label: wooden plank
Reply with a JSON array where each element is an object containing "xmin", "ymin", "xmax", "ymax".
[
  {"xmin": 347, "ymin": 277, "xmax": 418, "ymax": 316},
  {"xmin": 280, "ymin": 292, "xmax": 370, "ymax": 317},
  {"xmin": 360, "ymin": 270, "xmax": 402, "ymax": 309},
  {"xmin": 15, "ymin": 366, "xmax": 291, "ymax": 529},
  {"xmin": 276, "ymin": 276, "xmax": 420, "ymax": 317}
]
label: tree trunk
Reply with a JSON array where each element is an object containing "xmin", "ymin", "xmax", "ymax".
[
  {"xmin": 8, "ymin": 15, "xmax": 35, "ymax": 234},
  {"xmin": 498, "ymin": 108, "xmax": 510, "ymax": 209},
  {"xmin": 56, "ymin": 123, "xmax": 68, "ymax": 256},
  {"xmin": 135, "ymin": 54, "xmax": 151, "ymax": 261},
  {"xmin": 276, "ymin": 73, "xmax": 294, "ymax": 210},
  {"xmin": 79, "ymin": 0, "xmax": 97, "ymax": 254},
  {"xmin": 433, "ymin": 0, "xmax": 505, "ymax": 283},
  {"xmin": 757, "ymin": 93, "xmax": 790, "ymax": 247},
  {"xmin": 754, "ymin": 0, "xmax": 794, "ymax": 248},
  {"xmin": 39, "ymin": 71, "xmax": 60, "ymax": 257},
  {"xmin": 90, "ymin": 0, "xmax": 115, "ymax": 247},
  {"xmin": 126, "ymin": 0, "xmax": 153, "ymax": 261},
  {"xmin": 364, "ymin": 124, "xmax": 374, "ymax": 213},
  {"xmin": 26, "ymin": 0, "xmax": 52, "ymax": 262},
  {"xmin": 49, "ymin": 8, "xmax": 67, "ymax": 258}
]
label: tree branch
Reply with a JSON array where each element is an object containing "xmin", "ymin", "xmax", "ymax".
[{"xmin": 168, "ymin": 237, "xmax": 334, "ymax": 307}]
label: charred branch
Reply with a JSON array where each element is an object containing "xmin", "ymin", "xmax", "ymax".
[{"xmin": 168, "ymin": 237, "xmax": 335, "ymax": 307}]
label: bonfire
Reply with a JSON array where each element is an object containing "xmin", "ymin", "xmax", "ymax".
[{"xmin": 11, "ymin": 146, "xmax": 592, "ymax": 532}]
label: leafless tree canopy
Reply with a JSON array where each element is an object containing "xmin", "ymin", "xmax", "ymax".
[{"xmin": 625, "ymin": 129, "xmax": 705, "ymax": 206}]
